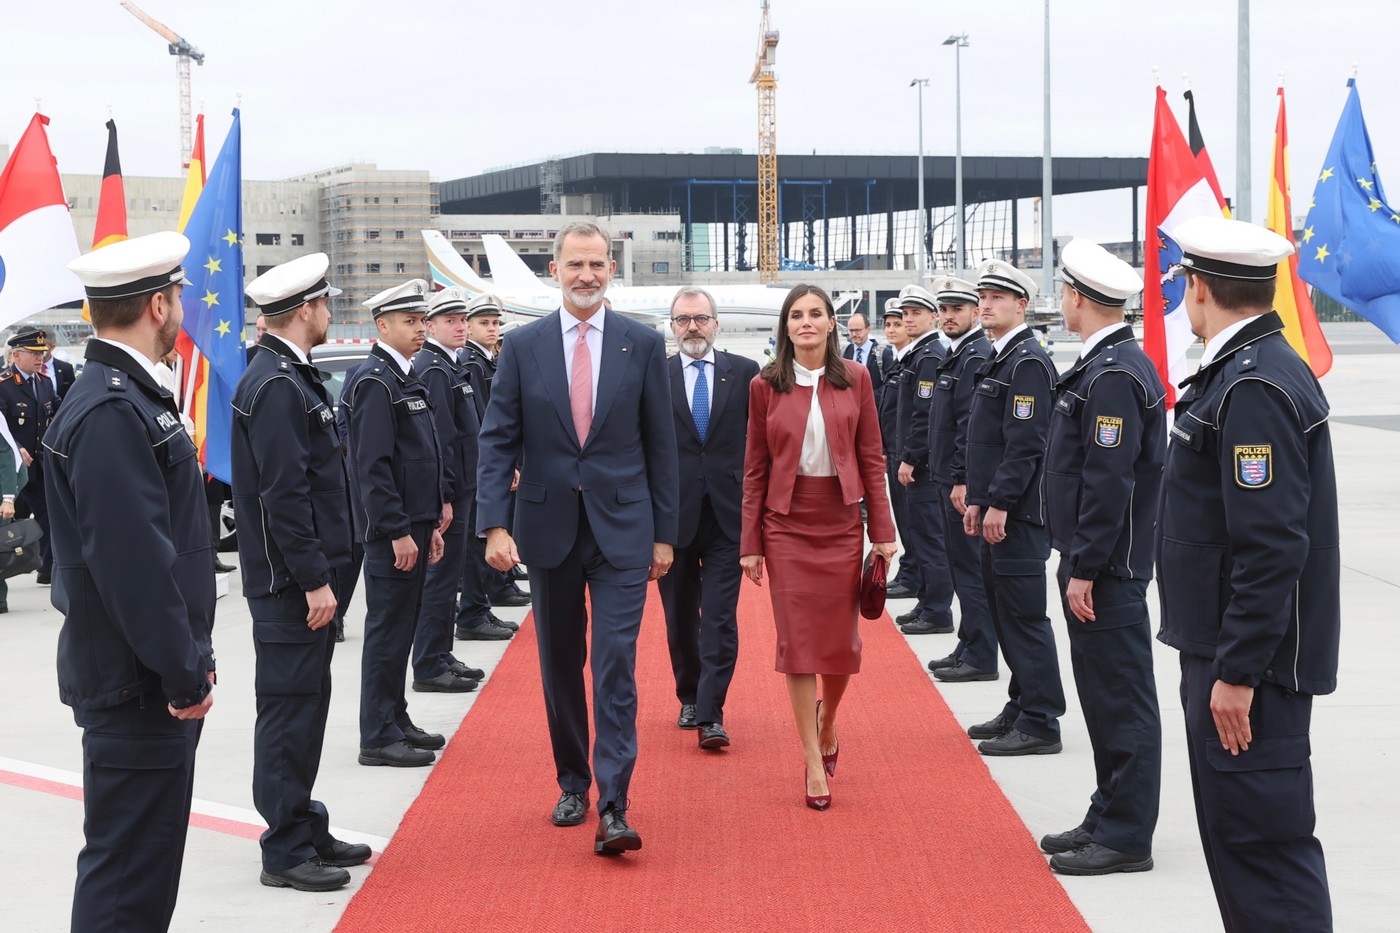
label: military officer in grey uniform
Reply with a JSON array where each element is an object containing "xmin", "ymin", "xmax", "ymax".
[{"xmin": 1157, "ymin": 216, "xmax": 1338, "ymax": 931}]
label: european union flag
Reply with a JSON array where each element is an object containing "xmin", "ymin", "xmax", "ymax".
[
  {"xmin": 180, "ymin": 108, "xmax": 246, "ymax": 482},
  {"xmin": 1298, "ymin": 79, "xmax": 1400, "ymax": 343}
]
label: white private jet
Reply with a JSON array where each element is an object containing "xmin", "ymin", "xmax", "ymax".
[{"xmin": 423, "ymin": 230, "xmax": 859, "ymax": 332}]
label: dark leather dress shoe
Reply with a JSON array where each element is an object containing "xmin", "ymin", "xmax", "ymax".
[
  {"xmin": 698, "ymin": 723, "xmax": 730, "ymax": 749},
  {"xmin": 333, "ymin": 623, "xmax": 345, "ymax": 643},
  {"xmin": 401, "ymin": 724, "xmax": 446, "ymax": 750},
  {"xmin": 36, "ymin": 572, "xmax": 52, "ymax": 586},
  {"xmin": 927, "ymin": 653, "xmax": 958, "ymax": 671},
  {"xmin": 1039, "ymin": 825, "xmax": 1093, "ymax": 855},
  {"xmin": 316, "ymin": 838, "xmax": 372, "ymax": 867},
  {"xmin": 551, "ymin": 791, "xmax": 589, "ymax": 827},
  {"xmin": 491, "ymin": 589, "xmax": 531, "ymax": 608},
  {"xmin": 213, "ymin": 558, "xmax": 236, "ymax": 574},
  {"xmin": 1050, "ymin": 842, "xmax": 1154, "ymax": 876},
  {"xmin": 450, "ymin": 660, "xmax": 486, "ymax": 680},
  {"xmin": 455, "ymin": 620, "xmax": 514, "ymax": 640},
  {"xmin": 978, "ymin": 728, "xmax": 1062, "ymax": 757},
  {"xmin": 895, "ymin": 609, "xmax": 921, "ymax": 624},
  {"xmin": 677, "ymin": 704, "xmax": 698, "ymax": 729},
  {"xmin": 966, "ymin": 711, "xmax": 1015, "ymax": 740},
  {"xmin": 900, "ymin": 618, "xmax": 954, "ymax": 635},
  {"xmin": 0, "ymin": 601, "xmax": 8, "ymax": 614},
  {"xmin": 934, "ymin": 661, "xmax": 999, "ymax": 683},
  {"xmin": 260, "ymin": 857, "xmax": 350, "ymax": 892},
  {"xmin": 411, "ymin": 671, "xmax": 478, "ymax": 693},
  {"xmin": 594, "ymin": 807, "xmax": 642, "ymax": 855},
  {"xmin": 490, "ymin": 612, "xmax": 520, "ymax": 631},
  {"xmin": 358, "ymin": 741, "xmax": 435, "ymax": 767},
  {"xmin": 885, "ymin": 583, "xmax": 918, "ymax": 599}
]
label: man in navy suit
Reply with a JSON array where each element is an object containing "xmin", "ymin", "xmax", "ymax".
[
  {"xmin": 479, "ymin": 220, "xmax": 678, "ymax": 856},
  {"xmin": 842, "ymin": 312, "xmax": 884, "ymax": 403},
  {"xmin": 659, "ymin": 288, "xmax": 759, "ymax": 750}
]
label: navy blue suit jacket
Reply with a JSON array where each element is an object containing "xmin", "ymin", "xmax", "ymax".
[
  {"xmin": 476, "ymin": 309, "xmax": 679, "ymax": 570},
  {"xmin": 669, "ymin": 349, "xmax": 759, "ymax": 548}
]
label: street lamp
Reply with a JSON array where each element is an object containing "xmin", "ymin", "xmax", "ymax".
[
  {"xmin": 943, "ymin": 33, "xmax": 969, "ymax": 277},
  {"xmin": 911, "ymin": 78, "xmax": 929, "ymax": 281}
]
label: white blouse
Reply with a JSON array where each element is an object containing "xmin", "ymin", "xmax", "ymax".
[{"xmin": 794, "ymin": 361, "xmax": 836, "ymax": 477}]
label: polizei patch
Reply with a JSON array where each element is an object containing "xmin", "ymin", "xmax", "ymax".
[
  {"xmin": 1013, "ymin": 395, "xmax": 1035, "ymax": 419},
  {"xmin": 1234, "ymin": 445, "xmax": 1272, "ymax": 488},
  {"xmin": 1095, "ymin": 416, "xmax": 1123, "ymax": 448},
  {"xmin": 917, "ymin": 380, "xmax": 934, "ymax": 399}
]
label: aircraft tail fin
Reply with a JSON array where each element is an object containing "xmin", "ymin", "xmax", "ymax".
[{"xmin": 482, "ymin": 234, "xmax": 554, "ymax": 292}]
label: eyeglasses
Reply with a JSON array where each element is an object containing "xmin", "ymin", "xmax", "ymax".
[{"xmin": 671, "ymin": 315, "xmax": 714, "ymax": 327}]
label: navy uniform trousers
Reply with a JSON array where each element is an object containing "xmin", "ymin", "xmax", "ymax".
[
  {"xmin": 250, "ymin": 575, "xmax": 338, "ymax": 871},
  {"xmin": 414, "ymin": 496, "xmax": 471, "ymax": 679},
  {"xmin": 904, "ymin": 482, "xmax": 955, "ymax": 628},
  {"xmin": 657, "ymin": 495, "xmax": 740, "ymax": 726},
  {"xmin": 885, "ymin": 457, "xmax": 918, "ymax": 590},
  {"xmin": 1055, "ymin": 559, "xmax": 1160, "ymax": 854},
  {"xmin": 71, "ymin": 701, "xmax": 201, "ymax": 933},
  {"xmin": 455, "ymin": 499, "xmax": 496, "ymax": 631},
  {"xmin": 937, "ymin": 482, "xmax": 997, "ymax": 671},
  {"xmin": 533, "ymin": 498, "xmax": 648, "ymax": 813},
  {"xmin": 980, "ymin": 517, "xmax": 1064, "ymax": 740},
  {"xmin": 360, "ymin": 522, "xmax": 434, "ymax": 748},
  {"xmin": 1180, "ymin": 654, "xmax": 1331, "ymax": 932}
]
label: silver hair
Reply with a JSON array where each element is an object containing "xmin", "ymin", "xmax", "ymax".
[
  {"xmin": 669, "ymin": 286, "xmax": 717, "ymax": 316},
  {"xmin": 552, "ymin": 220, "xmax": 612, "ymax": 261}
]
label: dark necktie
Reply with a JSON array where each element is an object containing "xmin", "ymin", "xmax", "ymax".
[
  {"xmin": 855, "ymin": 344, "xmax": 864, "ymax": 364},
  {"xmin": 691, "ymin": 360, "xmax": 709, "ymax": 443}
]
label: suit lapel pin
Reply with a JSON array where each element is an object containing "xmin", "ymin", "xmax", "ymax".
[{"xmin": 621, "ymin": 347, "xmax": 629, "ymax": 352}]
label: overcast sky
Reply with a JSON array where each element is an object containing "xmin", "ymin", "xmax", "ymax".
[{"xmin": 4, "ymin": 0, "xmax": 1396, "ymax": 242}]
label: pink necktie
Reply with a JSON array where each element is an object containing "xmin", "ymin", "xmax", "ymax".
[{"xmin": 570, "ymin": 321, "xmax": 593, "ymax": 446}]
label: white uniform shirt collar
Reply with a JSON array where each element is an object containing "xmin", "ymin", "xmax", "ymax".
[
  {"xmin": 1077, "ymin": 323, "xmax": 1121, "ymax": 360},
  {"xmin": 91, "ymin": 337, "xmax": 169, "ymax": 386},
  {"xmin": 992, "ymin": 323, "xmax": 1030, "ymax": 355},
  {"xmin": 1199, "ymin": 315, "xmax": 1260, "ymax": 368},
  {"xmin": 949, "ymin": 325, "xmax": 984, "ymax": 353},
  {"xmin": 378, "ymin": 342, "xmax": 414, "ymax": 376},
  {"xmin": 425, "ymin": 337, "xmax": 459, "ymax": 360},
  {"xmin": 467, "ymin": 339, "xmax": 495, "ymax": 359}
]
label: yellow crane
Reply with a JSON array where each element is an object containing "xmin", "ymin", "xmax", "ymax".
[
  {"xmin": 119, "ymin": 0, "xmax": 205, "ymax": 170},
  {"xmin": 749, "ymin": 1, "xmax": 780, "ymax": 283}
]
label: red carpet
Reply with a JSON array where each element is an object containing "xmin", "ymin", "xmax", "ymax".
[{"xmin": 335, "ymin": 581, "xmax": 1090, "ymax": 933}]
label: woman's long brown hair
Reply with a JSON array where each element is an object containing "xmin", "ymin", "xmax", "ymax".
[{"xmin": 759, "ymin": 284, "xmax": 853, "ymax": 392}]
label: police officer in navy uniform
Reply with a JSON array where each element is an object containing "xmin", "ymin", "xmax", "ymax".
[
  {"xmin": 455, "ymin": 295, "xmax": 519, "ymax": 638},
  {"xmin": 1039, "ymin": 239, "xmax": 1165, "ymax": 876},
  {"xmin": 962, "ymin": 259, "xmax": 1066, "ymax": 756},
  {"xmin": 1157, "ymin": 216, "xmax": 1337, "ymax": 931},
  {"xmin": 409, "ymin": 289, "xmax": 493, "ymax": 693},
  {"xmin": 925, "ymin": 276, "xmax": 998, "ymax": 682},
  {"xmin": 877, "ymin": 300, "xmax": 918, "ymax": 598},
  {"xmin": 49, "ymin": 232, "xmax": 215, "ymax": 933},
  {"xmin": 892, "ymin": 284, "xmax": 956, "ymax": 635},
  {"xmin": 0, "ymin": 328, "xmax": 59, "ymax": 584},
  {"xmin": 233, "ymin": 254, "xmax": 370, "ymax": 893},
  {"xmin": 341, "ymin": 279, "xmax": 449, "ymax": 768}
]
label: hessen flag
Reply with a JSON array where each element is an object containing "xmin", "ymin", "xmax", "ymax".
[
  {"xmin": 1298, "ymin": 78, "xmax": 1400, "ymax": 343},
  {"xmin": 0, "ymin": 113, "xmax": 84, "ymax": 329},
  {"xmin": 179, "ymin": 109, "xmax": 247, "ymax": 483},
  {"xmin": 1267, "ymin": 87, "xmax": 1332, "ymax": 376},
  {"xmin": 1143, "ymin": 86, "xmax": 1225, "ymax": 408}
]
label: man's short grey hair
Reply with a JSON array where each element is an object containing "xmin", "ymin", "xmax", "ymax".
[
  {"xmin": 669, "ymin": 286, "xmax": 717, "ymax": 316},
  {"xmin": 552, "ymin": 220, "xmax": 612, "ymax": 261}
]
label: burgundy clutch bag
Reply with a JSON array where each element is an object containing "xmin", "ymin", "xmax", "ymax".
[{"xmin": 860, "ymin": 551, "xmax": 889, "ymax": 620}]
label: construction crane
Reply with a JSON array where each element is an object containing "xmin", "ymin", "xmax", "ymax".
[
  {"xmin": 749, "ymin": 2, "xmax": 780, "ymax": 283},
  {"xmin": 120, "ymin": 0, "xmax": 205, "ymax": 170}
]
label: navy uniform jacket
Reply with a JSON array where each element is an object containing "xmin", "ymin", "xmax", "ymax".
[
  {"xmin": 0, "ymin": 364, "xmax": 59, "ymax": 456},
  {"xmin": 877, "ymin": 347, "xmax": 905, "ymax": 455},
  {"xmin": 668, "ymin": 350, "xmax": 759, "ymax": 548},
  {"xmin": 42, "ymin": 340, "xmax": 215, "ymax": 710},
  {"xmin": 230, "ymin": 334, "xmax": 353, "ymax": 597},
  {"xmin": 412, "ymin": 340, "xmax": 480, "ymax": 506},
  {"xmin": 341, "ymin": 344, "xmax": 445, "ymax": 543},
  {"xmin": 893, "ymin": 332, "xmax": 946, "ymax": 485},
  {"xmin": 476, "ymin": 309, "xmax": 678, "ymax": 571},
  {"xmin": 928, "ymin": 328, "xmax": 993, "ymax": 488},
  {"xmin": 1044, "ymin": 325, "xmax": 1166, "ymax": 580},
  {"xmin": 965, "ymin": 327, "xmax": 1056, "ymax": 523},
  {"xmin": 1156, "ymin": 312, "xmax": 1340, "ymax": 696},
  {"xmin": 460, "ymin": 341, "xmax": 497, "ymax": 422}
]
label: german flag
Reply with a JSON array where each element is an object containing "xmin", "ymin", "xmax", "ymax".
[
  {"xmin": 81, "ymin": 119, "xmax": 128, "ymax": 322},
  {"xmin": 1183, "ymin": 89, "xmax": 1230, "ymax": 216}
]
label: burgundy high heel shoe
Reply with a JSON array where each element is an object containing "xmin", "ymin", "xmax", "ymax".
[
  {"xmin": 816, "ymin": 700, "xmax": 839, "ymax": 777},
  {"xmin": 805, "ymin": 762, "xmax": 831, "ymax": 811}
]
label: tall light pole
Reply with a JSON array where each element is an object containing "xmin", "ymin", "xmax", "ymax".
[
  {"xmin": 911, "ymin": 78, "xmax": 929, "ymax": 281},
  {"xmin": 1236, "ymin": 0, "xmax": 1252, "ymax": 222},
  {"xmin": 943, "ymin": 33, "xmax": 969, "ymax": 277},
  {"xmin": 1042, "ymin": 0, "xmax": 1054, "ymax": 296}
]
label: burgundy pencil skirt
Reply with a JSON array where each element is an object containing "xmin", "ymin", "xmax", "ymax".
[{"xmin": 763, "ymin": 476, "xmax": 863, "ymax": 675}]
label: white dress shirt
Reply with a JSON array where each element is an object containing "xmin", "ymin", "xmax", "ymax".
[
  {"xmin": 992, "ymin": 322, "xmax": 1030, "ymax": 355},
  {"xmin": 1077, "ymin": 323, "xmax": 1121, "ymax": 359},
  {"xmin": 1199, "ymin": 315, "xmax": 1260, "ymax": 368},
  {"xmin": 681, "ymin": 348, "xmax": 716, "ymax": 418},
  {"xmin": 377, "ymin": 342, "xmax": 413, "ymax": 376},
  {"xmin": 794, "ymin": 361, "xmax": 836, "ymax": 477},
  {"xmin": 561, "ymin": 306, "xmax": 605, "ymax": 410},
  {"xmin": 949, "ymin": 325, "xmax": 985, "ymax": 353},
  {"xmin": 91, "ymin": 337, "xmax": 170, "ymax": 387}
]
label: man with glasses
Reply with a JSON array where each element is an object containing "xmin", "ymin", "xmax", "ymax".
[
  {"xmin": 842, "ymin": 312, "xmax": 884, "ymax": 404},
  {"xmin": 0, "ymin": 329, "xmax": 60, "ymax": 584},
  {"xmin": 660, "ymin": 288, "xmax": 758, "ymax": 748}
]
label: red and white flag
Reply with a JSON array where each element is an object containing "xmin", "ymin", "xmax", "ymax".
[
  {"xmin": 0, "ymin": 113, "xmax": 84, "ymax": 329},
  {"xmin": 1143, "ymin": 87, "xmax": 1226, "ymax": 408}
]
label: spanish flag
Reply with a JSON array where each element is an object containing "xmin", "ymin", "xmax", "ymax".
[
  {"xmin": 81, "ymin": 119, "xmax": 129, "ymax": 323},
  {"xmin": 1266, "ymin": 87, "xmax": 1332, "ymax": 377},
  {"xmin": 172, "ymin": 114, "xmax": 212, "ymax": 462}
]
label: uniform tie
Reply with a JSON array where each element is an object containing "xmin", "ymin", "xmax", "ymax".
[
  {"xmin": 691, "ymin": 359, "xmax": 709, "ymax": 443},
  {"xmin": 570, "ymin": 321, "xmax": 593, "ymax": 446}
]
